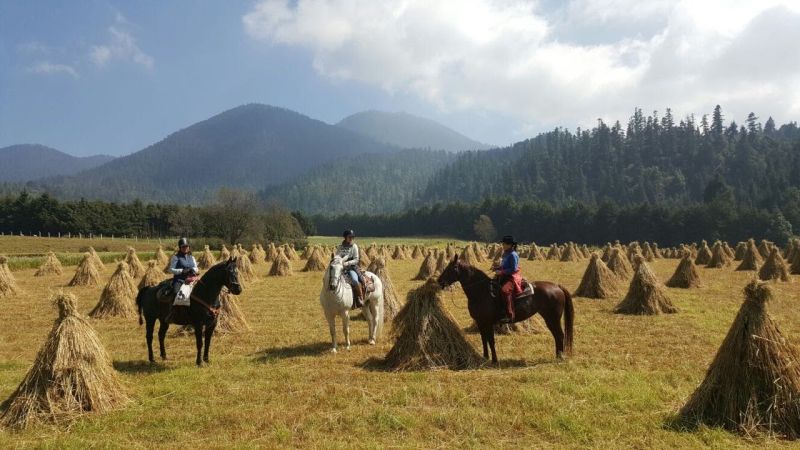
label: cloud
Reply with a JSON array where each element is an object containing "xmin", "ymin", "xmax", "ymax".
[
  {"xmin": 243, "ymin": 0, "xmax": 800, "ymax": 135},
  {"xmin": 27, "ymin": 61, "xmax": 79, "ymax": 78},
  {"xmin": 89, "ymin": 26, "xmax": 154, "ymax": 69},
  {"xmin": 16, "ymin": 41, "xmax": 51, "ymax": 54}
]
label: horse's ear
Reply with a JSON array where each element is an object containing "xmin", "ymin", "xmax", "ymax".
[{"xmin": 453, "ymin": 254, "xmax": 459, "ymax": 262}]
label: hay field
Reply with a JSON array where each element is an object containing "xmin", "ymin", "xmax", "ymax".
[{"xmin": 1, "ymin": 240, "xmax": 800, "ymax": 448}]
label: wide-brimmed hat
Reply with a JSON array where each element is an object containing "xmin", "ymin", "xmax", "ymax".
[{"xmin": 501, "ymin": 235, "xmax": 516, "ymax": 245}]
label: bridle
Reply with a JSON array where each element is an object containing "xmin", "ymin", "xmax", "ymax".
[{"xmin": 188, "ymin": 262, "xmax": 239, "ymax": 318}]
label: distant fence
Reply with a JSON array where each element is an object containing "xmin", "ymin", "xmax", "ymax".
[{"xmin": 0, "ymin": 231, "xmax": 177, "ymax": 242}]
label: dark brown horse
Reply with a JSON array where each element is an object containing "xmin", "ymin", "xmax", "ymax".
[{"xmin": 437, "ymin": 254, "xmax": 574, "ymax": 364}]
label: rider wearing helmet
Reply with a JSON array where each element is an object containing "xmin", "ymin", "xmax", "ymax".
[
  {"xmin": 335, "ymin": 229, "xmax": 363, "ymax": 308},
  {"xmin": 492, "ymin": 235, "xmax": 522, "ymax": 323},
  {"xmin": 168, "ymin": 237, "xmax": 199, "ymax": 294}
]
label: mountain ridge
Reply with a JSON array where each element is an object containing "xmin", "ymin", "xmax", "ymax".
[{"xmin": 0, "ymin": 144, "xmax": 115, "ymax": 182}]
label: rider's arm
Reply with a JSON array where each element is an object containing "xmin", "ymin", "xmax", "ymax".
[
  {"xmin": 168, "ymin": 255, "xmax": 183, "ymax": 276},
  {"xmin": 342, "ymin": 244, "xmax": 359, "ymax": 268},
  {"xmin": 497, "ymin": 252, "xmax": 519, "ymax": 275},
  {"xmin": 188, "ymin": 256, "xmax": 199, "ymax": 274}
]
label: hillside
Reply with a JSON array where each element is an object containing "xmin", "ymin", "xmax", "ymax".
[
  {"xmin": 259, "ymin": 149, "xmax": 454, "ymax": 215},
  {"xmin": 0, "ymin": 144, "xmax": 114, "ymax": 182},
  {"xmin": 39, "ymin": 104, "xmax": 399, "ymax": 203},
  {"xmin": 337, "ymin": 110, "xmax": 491, "ymax": 152}
]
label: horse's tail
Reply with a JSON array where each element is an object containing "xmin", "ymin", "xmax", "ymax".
[
  {"xmin": 559, "ymin": 284, "xmax": 574, "ymax": 355},
  {"xmin": 136, "ymin": 287, "xmax": 145, "ymax": 326}
]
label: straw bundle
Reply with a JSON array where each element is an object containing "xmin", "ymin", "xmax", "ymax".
[
  {"xmin": 694, "ymin": 241, "xmax": 713, "ymax": 266},
  {"xmin": 607, "ymin": 248, "xmax": 633, "ymax": 280},
  {"xmin": 215, "ymin": 287, "xmax": 251, "ymax": 334},
  {"xmin": 758, "ymin": 240, "xmax": 772, "ymax": 259},
  {"xmin": 0, "ymin": 256, "xmax": 20, "ymax": 298},
  {"xmin": 434, "ymin": 251, "xmax": 448, "ymax": 275},
  {"xmin": 285, "ymin": 244, "xmax": 300, "ymax": 261},
  {"xmin": 236, "ymin": 251, "xmax": 256, "ymax": 282},
  {"xmin": 722, "ymin": 242, "xmax": 735, "ymax": 259},
  {"xmin": 264, "ymin": 243, "xmax": 278, "ymax": 262},
  {"xmin": 249, "ymin": 244, "xmax": 265, "ymax": 265},
  {"xmin": 471, "ymin": 242, "xmax": 486, "ymax": 263},
  {"xmin": 139, "ymin": 260, "xmax": 166, "ymax": 290},
  {"xmin": 68, "ymin": 253, "xmax": 101, "ymax": 287},
  {"xmin": 574, "ymin": 254, "xmax": 621, "ymax": 299},
  {"xmin": 791, "ymin": 247, "xmax": 800, "ymax": 275},
  {"xmin": 494, "ymin": 315, "xmax": 547, "ymax": 335},
  {"xmin": 460, "ymin": 245, "xmax": 481, "ymax": 267},
  {"xmin": 197, "ymin": 245, "xmax": 216, "ymax": 269},
  {"xmin": 736, "ymin": 239, "xmax": 763, "ymax": 271},
  {"xmin": 385, "ymin": 279, "xmax": 483, "ymax": 371},
  {"xmin": 220, "ymin": 245, "xmax": 231, "ymax": 261},
  {"xmin": 678, "ymin": 281, "xmax": 800, "ymax": 438},
  {"xmin": 89, "ymin": 262, "xmax": 137, "ymax": 319},
  {"xmin": 268, "ymin": 248, "xmax": 293, "ymax": 277},
  {"xmin": 367, "ymin": 256, "xmax": 401, "ymax": 322},
  {"xmin": 734, "ymin": 242, "xmax": 746, "ymax": 260},
  {"xmin": 358, "ymin": 246, "xmax": 371, "ymax": 270},
  {"xmin": 154, "ymin": 246, "xmax": 169, "ymax": 267},
  {"xmin": 614, "ymin": 257, "xmax": 677, "ymax": 315},
  {"xmin": 413, "ymin": 252, "xmax": 437, "ymax": 281},
  {"xmin": 0, "ymin": 292, "xmax": 128, "ymax": 429},
  {"xmin": 88, "ymin": 247, "xmax": 105, "ymax": 272},
  {"xmin": 666, "ymin": 252, "xmax": 702, "ymax": 288},
  {"xmin": 545, "ymin": 244, "xmax": 561, "ymax": 261},
  {"xmin": 34, "ymin": 251, "xmax": 63, "ymax": 277},
  {"xmin": 758, "ymin": 247, "xmax": 790, "ymax": 282},
  {"xmin": 600, "ymin": 244, "xmax": 613, "ymax": 263},
  {"xmin": 302, "ymin": 247, "xmax": 327, "ymax": 272},
  {"xmin": 366, "ymin": 244, "xmax": 378, "ymax": 260},
  {"xmin": 411, "ymin": 245, "xmax": 423, "ymax": 259},
  {"xmin": 706, "ymin": 242, "xmax": 732, "ymax": 268},
  {"xmin": 391, "ymin": 245, "xmax": 407, "ymax": 261},
  {"xmin": 560, "ymin": 243, "xmax": 582, "ymax": 262},
  {"xmin": 528, "ymin": 243, "xmax": 545, "ymax": 261},
  {"xmin": 642, "ymin": 243, "xmax": 656, "ymax": 262},
  {"xmin": 124, "ymin": 247, "xmax": 144, "ymax": 278}
]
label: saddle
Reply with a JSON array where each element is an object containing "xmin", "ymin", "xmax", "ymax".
[
  {"xmin": 490, "ymin": 278, "xmax": 534, "ymax": 300},
  {"xmin": 344, "ymin": 272, "xmax": 376, "ymax": 308},
  {"xmin": 155, "ymin": 278, "xmax": 199, "ymax": 326}
]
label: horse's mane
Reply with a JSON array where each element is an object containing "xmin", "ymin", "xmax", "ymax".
[{"xmin": 458, "ymin": 261, "xmax": 491, "ymax": 282}]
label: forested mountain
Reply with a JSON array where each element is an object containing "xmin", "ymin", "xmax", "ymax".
[
  {"xmin": 259, "ymin": 149, "xmax": 454, "ymax": 215},
  {"xmin": 416, "ymin": 107, "xmax": 800, "ymax": 217},
  {"xmin": 337, "ymin": 111, "xmax": 491, "ymax": 152},
  {"xmin": 36, "ymin": 104, "xmax": 399, "ymax": 203},
  {"xmin": 0, "ymin": 145, "xmax": 114, "ymax": 182}
]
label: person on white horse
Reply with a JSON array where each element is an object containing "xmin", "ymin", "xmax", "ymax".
[
  {"xmin": 335, "ymin": 229, "xmax": 364, "ymax": 308},
  {"xmin": 167, "ymin": 237, "xmax": 199, "ymax": 297}
]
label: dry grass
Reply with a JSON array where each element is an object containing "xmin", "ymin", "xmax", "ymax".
[{"xmin": 1, "ymin": 237, "xmax": 800, "ymax": 447}]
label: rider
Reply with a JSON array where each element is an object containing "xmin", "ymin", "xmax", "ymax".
[
  {"xmin": 335, "ymin": 229, "xmax": 363, "ymax": 308},
  {"xmin": 492, "ymin": 235, "xmax": 522, "ymax": 323},
  {"xmin": 168, "ymin": 237, "xmax": 199, "ymax": 295}
]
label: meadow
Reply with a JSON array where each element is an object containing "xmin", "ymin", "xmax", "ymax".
[{"xmin": 0, "ymin": 237, "xmax": 799, "ymax": 448}]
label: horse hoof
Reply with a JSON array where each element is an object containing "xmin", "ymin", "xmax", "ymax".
[
  {"xmin": 331, "ymin": 348, "xmax": 338, "ymax": 354},
  {"xmin": 368, "ymin": 339, "xmax": 376, "ymax": 345}
]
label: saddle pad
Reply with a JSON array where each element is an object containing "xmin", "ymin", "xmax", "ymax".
[
  {"xmin": 515, "ymin": 280, "xmax": 534, "ymax": 299},
  {"xmin": 174, "ymin": 283, "xmax": 193, "ymax": 306}
]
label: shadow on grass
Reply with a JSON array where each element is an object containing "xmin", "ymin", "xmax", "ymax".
[
  {"xmin": 253, "ymin": 342, "xmax": 331, "ymax": 363},
  {"xmin": 113, "ymin": 360, "xmax": 170, "ymax": 374},
  {"xmin": 357, "ymin": 357, "xmax": 553, "ymax": 372}
]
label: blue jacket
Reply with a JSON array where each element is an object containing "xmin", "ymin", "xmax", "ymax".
[
  {"xmin": 169, "ymin": 252, "xmax": 199, "ymax": 281},
  {"xmin": 497, "ymin": 250, "xmax": 519, "ymax": 276}
]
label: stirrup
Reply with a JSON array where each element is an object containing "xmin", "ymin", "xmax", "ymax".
[{"xmin": 499, "ymin": 315, "xmax": 513, "ymax": 324}]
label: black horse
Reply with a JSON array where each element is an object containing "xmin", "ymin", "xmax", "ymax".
[
  {"xmin": 136, "ymin": 258, "xmax": 242, "ymax": 366},
  {"xmin": 437, "ymin": 254, "xmax": 574, "ymax": 364}
]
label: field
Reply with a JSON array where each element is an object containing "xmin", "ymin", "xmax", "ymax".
[{"xmin": 1, "ymin": 237, "xmax": 799, "ymax": 448}]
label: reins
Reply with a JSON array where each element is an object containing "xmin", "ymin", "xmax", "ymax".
[{"xmin": 188, "ymin": 277, "xmax": 221, "ymax": 317}]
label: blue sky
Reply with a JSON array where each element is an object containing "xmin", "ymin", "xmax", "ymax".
[{"xmin": 1, "ymin": 1, "xmax": 799, "ymax": 157}]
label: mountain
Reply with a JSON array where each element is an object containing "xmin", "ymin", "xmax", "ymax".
[
  {"xmin": 40, "ymin": 104, "xmax": 399, "ymax": 203},
  {"xmin": 337, "ymin": 111, "xmax": 491, "ymax": 152},
  {"xmin": 0, "ymin": 144, "xmax": 114, "ymax": 182},
  {"xmin": 259, "ymin": 149, "xmax": 455, "ymax": 215}
]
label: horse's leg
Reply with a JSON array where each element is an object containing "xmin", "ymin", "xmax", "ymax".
[
  {"xmin": 157, "ymin": 319, "xmax": 169, "ymax": 360},
  {"xmin": 343, "ymin": 312, "xmax": 351, "ymax": 351},
  {"xmin": 366, "ymin": 302, "xmax": 377, "ymax": 345},
  {"xmin": 145, "ymin": 317, "xmax": 156, "ymax": 363},
  {"xmin": 542, "ymin": 311, "xmax": 565, "ymax": 360},
  {"xmin": 203, "ymin": 322, "xmax": 214, "ymax": 364},
  {"xmin": 488, "ymin": 330, "xmax": 498, "ymax": 365},
  {"xmin": 326, "ymin": 310, "xmax": 338, "ymax": 353},
  {"xmin": 194, "ymin": 324, "xmax": 204, "ymax": 366}
]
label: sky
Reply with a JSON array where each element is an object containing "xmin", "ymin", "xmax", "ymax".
[{"xmin": 1, "ymin": 0, "xmax": 799, "ymax": 157}]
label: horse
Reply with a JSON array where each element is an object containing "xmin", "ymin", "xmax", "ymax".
[
  {"xmin": 136, "ymin": 257, "xmax": 242, "ymax": 366},
  {"xmin": 437, "ymin": 254, "xmax": 574, "ymax": 364},
  {"xmin": 320, "ymin": 255, "xmax": 384, "ymax": 353}
]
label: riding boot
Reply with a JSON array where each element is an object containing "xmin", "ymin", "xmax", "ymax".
[
  {"xmin": 500, "ymin": 296, "xmax": 515, "ymax": 323},
  {"xmin": 352, "ymin": 283, "xmax": 364, "ymax": 309}
]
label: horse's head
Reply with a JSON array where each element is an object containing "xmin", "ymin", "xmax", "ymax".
[
  {"xmin": 225, "ymin": 257, "xmax": 243, "ymax": 295},
  {"xmin": 437, "ymin": 254, "xmax": 462, "ymax": 289},
  {"xmin": 327, "ymin": 254, "xmax": 344, "ymax": 291}
]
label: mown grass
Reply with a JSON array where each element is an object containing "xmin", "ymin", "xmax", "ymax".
[{"xmin": 0, "ymin": 238, "xmax": 798, "ymax": 448}]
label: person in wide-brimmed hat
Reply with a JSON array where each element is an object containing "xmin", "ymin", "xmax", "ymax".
[{"xmin": 491, "ymin": 235, "xmax": 523, "ymax": 323}]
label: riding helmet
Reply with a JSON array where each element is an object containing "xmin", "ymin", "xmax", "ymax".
[
  {"xmin": 343, "ymin": 229, "xmax": 355, "ymax": 238},
  {"xmin": 178, "ymin": 237, "xmax": 190, "ymax": 247}
]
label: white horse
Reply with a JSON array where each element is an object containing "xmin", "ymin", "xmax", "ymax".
[{"xmin": 320, "ymin": 255, "xmax": 384, "ymax": 353}]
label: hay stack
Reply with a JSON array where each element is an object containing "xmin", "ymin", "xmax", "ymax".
[
  {"xmin": 528, "ymin": 243, "xmax": 545, "ymax": 261},
  {"xmin": 300, "ymin": 245, "xmax": 314, "ymax": 260},
  {"xmin": 358, "ymin": 246, "xmax": 371, "ymax": 270},
  {"xmin": 264, "ymin": 243, "xmax": 278, "ymax": 262},
  {"xmin": 614, "ymin": 257, "xmax": 677, "ymax": 315},
  {"xmin": 385, "ymin": 279, "xmax": 483, "ymax": 371},
  {"xmin": 722, "ymin": 242, "xmax": 735, "ymax": 259},
  {"xmin": 34, "ymin": 251, "xmax": 63, "ymax": 277},
  {"xmin": 0, "ymin": 292, "xmax": 127, "ymax": 429},
  {"xmin": 545, "ymin": 244, "xmax": 561, "ymax": 261},
  {"xmin": 268, "ymin": 248, "xmax": 293, "ymax": 277},
  {"xmin": 694, "ymin": 241, "xmax": 713, "ymax": 266},
  {"xmin": 302, "ymin": 247, "xmax": 327, "ymax": 272},
  {"xmin": 0, "ymin": 256, "xmax": 20, "ymax": 298},
  {"xmin": 89, "ymin": 262, "xmax": 137, "ymax": 319},
  {"xmin": 124, "ymin": 247, "xmax": 144, "ymax": 278},
  {"xmin": 197, "ymin": 245, "xmax": 216, "ymax": 269},
  {"xmin": 494, "ymin": 315, "xmax": 547, "ymax": 335},
  {"xmin": 758, "ymin": 240, "xmax": 772, "ymax": 259},
  {"xmin": 758, "ymin": 247, "xmax": 790, "ymax": 282},
  {"xmin": 236, "ymin": 251, "xmax": 256, "ymax": 282},
  {"xmin": 460, "ymin": 245, "xmax": 481, "ymax": 267},
  {"xmin": 249, "ymin": 244, "xmax": 265, "ymax": 265},
  {"xmin": 642, "ymin": 242, "xmax": 656, "ymax": 262},
  {"xmin": 413, "ymin": 252, "xmax": 437, "ymax": 281},
  {"xmin": 736, "ymin": 239, "xmax": 763, "ymax": 271},
  {"xmin": 706, "ymin": 241, "xmax": 732, "ymax": 268},
  {"xmin": 216, "ymin": 288, "xmax": 251, "ymax": 334},
  {"xmin": 678, "ymin": 281, "xmax": 800, "ymax": 438},
  {"xmin": 391, "ymin": 245, "xmax": 407, "ymax": 260},
  {"xmin": 734, "ymin": 242, "xmax": 746, "ymax": 260},
  {"xmin": 600, "ymin": 244, "xmax": 613, "ymax": 263},
  {"xmin": 411, "ymin": 245, "xmax": 423, "ymax": 259},
  {"xmin": 88, "ymin": 247, "xmax": 105, "ymax": 272},
  {"xmin": 139, "ymin": 260, "xmax": 165, "ymax": 289},
  {"xmin": 434, "ymin": 251, "xmax": 448, "ymax": 275},
  {"xmin": 666, "ymin": 253, "xmax": 702, "ymax": 288},
  {"xmin": 607, "ymin": 248, "xmax": 633, "ymax": 280},
  {"xmin": 368, "ymin": 256, "xmax": 401, "ymax": 322},
  {"xmin": 220, "ymin": 245, "xmax": 231, "ymax": 261},
  {"xmin": 154, "ymin": 246, "xmax": 169, "ymax": 267},
  {"xmin": 366, "ymin": 244, "xmax": 379, "ymax": 260},
  {"xmin": 574, "ymin": 254, "xmax": 620, "ymax": 299},
  {"xmin": 791, "ymin": 246, "xmax": 800, "ymax": 275},
  {"xmin": 284, "ymin": 244, "xmax": 300, "ymax": 261},
  {"xmin": 68, "ymin": 253, "xmax": 101, "ymax": 287},
  {"xmin": 560, "ymin": 243, "xmax": 582, "ymax": 262}
]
